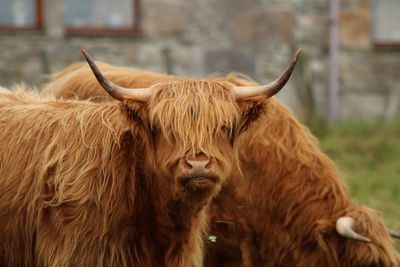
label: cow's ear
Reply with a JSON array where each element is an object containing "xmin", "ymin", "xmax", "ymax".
[
  {"xmin": 121, "ymin": 100, "xmax": 150, "ymax": 130},
  {"xmin": 237, "ymin": 98, "xmax": 269, "ymax": 134}
]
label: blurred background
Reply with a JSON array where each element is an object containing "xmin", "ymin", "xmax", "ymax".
[{"xmin": 0, "ymin": 0, "xmax": 398, "ymax": 247}]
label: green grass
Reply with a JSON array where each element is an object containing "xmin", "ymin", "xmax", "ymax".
[{"xmin": 318, "ymin": 122, "xmax": 400, "ymax": 250}]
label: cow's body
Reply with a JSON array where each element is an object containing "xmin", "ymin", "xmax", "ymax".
[
  {"xmin": 206, "ymin": 99, "xmax": 400, "ymax": 267},
  {"xmin": 42, "ymin": 61, "xmax": 400, "ymax": 267},
  {"xmin": 0, "ymin": 72, "xmax": 268, "ymax": 266},
  {"xmin": 0, "ymin": 88, "xmax": 204, "ymax": 267}
]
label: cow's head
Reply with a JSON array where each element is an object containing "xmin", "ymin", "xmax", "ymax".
[{"xmin": 81, "ymin": 49, "xmax": 301, "ymax": 203}]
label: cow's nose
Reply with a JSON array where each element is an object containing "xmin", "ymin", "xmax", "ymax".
[{"xmin": 184, "ymin": 155, "xmax": 211, "ymax": 176}]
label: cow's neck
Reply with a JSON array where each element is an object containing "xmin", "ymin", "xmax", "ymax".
[
  {"xmin": 130, "ymin": 164, "xmax": 207, "ymax": 267},
  {"xmin": 159, "ymin": 194, "xmax": 208, "ymax": 267}
]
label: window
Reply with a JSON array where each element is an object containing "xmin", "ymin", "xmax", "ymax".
[
  {"xmin": 65, "ymin": 0, "xmax": 140, "ymax": 35},
  {"xmin": 0, "ymin": 0, "xmax": 43, "ymax": 32},
  {"xmin": 372, "ymin": 0, "xmax": 400, "ymax": 48}
]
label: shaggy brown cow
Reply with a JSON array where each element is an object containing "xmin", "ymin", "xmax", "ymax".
[
  {"xmin": 41, "ymin": 51, "xmax": 400, "ymax": 267},
  {"xmin": 0, "ymin": 50, "xmax": 299, "ymax": 267}
]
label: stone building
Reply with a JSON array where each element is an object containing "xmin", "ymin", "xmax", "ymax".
[{"xmin": 0, "ymin": 0, "xmax": 399, "ymax": 120}]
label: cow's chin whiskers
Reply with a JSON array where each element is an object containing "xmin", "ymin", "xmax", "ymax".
[
  {"xmin": 179, "ymin": 175, "xmax": 221, "ymax": 194},
  {"xmin": 179, "ymin": 175, "xmax": 219, "ymax": 188},
  {"xmin": 172, "ymin": 173, "xmax": 224, "ymax": 210}
]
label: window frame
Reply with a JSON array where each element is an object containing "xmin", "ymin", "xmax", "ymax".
[
  {"xmin": 65, "ymin": 0, "xmax": 141, "ymax": 36},
  {"xmin": 0, "ymin": 0, "xmax": 44, "ymax": 33},
  {"xmin": 372, "ymin": 0, "xmax": 400, "ymax": 50}
]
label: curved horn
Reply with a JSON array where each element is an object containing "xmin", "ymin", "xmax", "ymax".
[
  {"xmin": 81, "ymin": 49, "xmax": 152, "ymax": 101},
  {"xmin": 336, "ymin": 217, "xmax": 371, "ymax": 242},
  {"xmin": 389, "ymin": 229, "xmax": 400, "ymax": 239},
  {"xmin": 233, "ymin": 48, "xmax": 303, "ymax": 99}
]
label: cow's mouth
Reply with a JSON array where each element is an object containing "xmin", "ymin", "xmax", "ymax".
[{"xmin": 179, "ymin": 175, "xmax": 219, "ymax": 188}]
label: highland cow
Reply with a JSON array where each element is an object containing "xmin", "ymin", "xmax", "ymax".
[
  {"xmin": 41, "ymin": 50, "xmax": 400, "ymax": 267},
  {"xmin": 0, "ymin": 50, "xmax": 299, "ymax": 267}
]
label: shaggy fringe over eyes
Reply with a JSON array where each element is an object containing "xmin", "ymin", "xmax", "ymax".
[{"xmin": 148, "ymin": 80, "xmax": 239, "ymax": 156}]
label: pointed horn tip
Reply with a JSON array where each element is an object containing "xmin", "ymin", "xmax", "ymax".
[
  {"xmin": 336, "ymin": 216, "xmax": 371, "ymax": 243},
  {"xmin": 290, "ymin": 48, "xmax": 303, "ymax": 64},
  {"xmin": 389, "ymin": 229, "xmax": 400, "ymax": 239},
  {"xmin": 81, "ymin": 49, "xmax": 92, "ymax": 62},
  {"xmin": 295, "ymin": 48, "xmax": 303, "ymax": 58}
]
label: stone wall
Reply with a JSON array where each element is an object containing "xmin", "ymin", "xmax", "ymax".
[{"xmin": 0, "ymin": 0, "xmax": 399, "ymax": 121}]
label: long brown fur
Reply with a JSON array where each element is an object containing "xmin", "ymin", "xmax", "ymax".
[
  {"xmin": 42, "ymin": 61, "xmax": 400, "ymax": 267},
  {"xmin": 0, "ymin": 79, "xmax": 266, "ymax": 267}
]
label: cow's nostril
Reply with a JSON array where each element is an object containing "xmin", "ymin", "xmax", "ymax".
[{"xmin": 184, "ymin": 160, "xmax": 193, "ymax": 170}]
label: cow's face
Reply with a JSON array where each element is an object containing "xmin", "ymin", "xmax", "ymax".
[
  {"xmin": 81, "ymin": 48, "xmax": 300, "ymax": 201},
  {"xmin": 119, "ymin": 80, "xmax": 267, "ymax": 204},
  {"xmin": 145, "ymin": 81, "xmax": 247, "ymax": 198}
]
